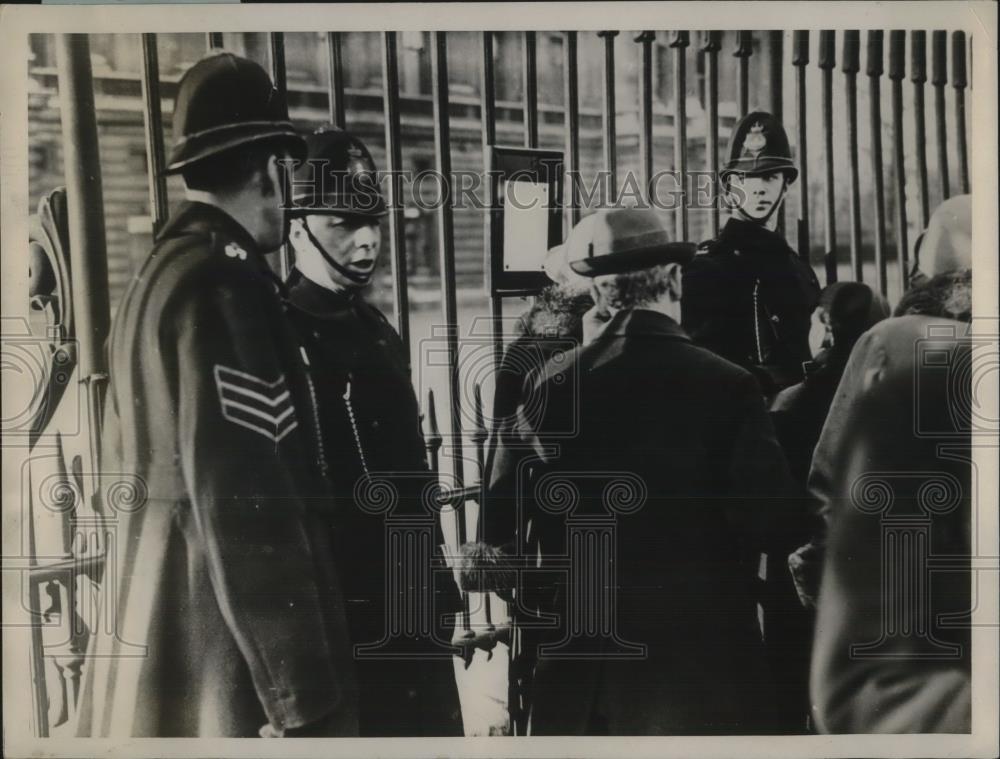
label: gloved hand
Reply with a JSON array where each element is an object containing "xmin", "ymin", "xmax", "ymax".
[
  {"xmin": 457, "ymin": 542, "xmax": 516, "ymax": 602},
  {"xmin": 788, "ymin": 540, "xmax": 823, "ymax": 609}
]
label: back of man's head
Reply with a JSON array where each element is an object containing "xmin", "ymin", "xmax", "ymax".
[
  {"xmin": 603, "ymin": 263, "xmax": 680, "ymax": 311},
  {"xmin": 181, "ymin": 138, "xmax": 291, "ymax": 198}
]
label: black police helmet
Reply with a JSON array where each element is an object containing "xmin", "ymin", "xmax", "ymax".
[
  {"xmin": 287, "ymin": 125, "xmax": 387, "ymax": 218},
  {"xmin": 720, "ymin": 110, "xmax": 798, "ymax": 184},
  {"xmin": 166, "ymin": 53, "xmax": 306, "ymax": 174}
]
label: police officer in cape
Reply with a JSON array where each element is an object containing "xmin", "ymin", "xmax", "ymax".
[
  {"xmin": 283, "ymin": 125, "xmax": 464, "ymax": 737},
  {"xmin": 682, "ymin": 111, "xmax": 821, "ymax": 397},
  {"xmin": 78, "ymin": 55, "xmax": 360, "ymax": 737}
]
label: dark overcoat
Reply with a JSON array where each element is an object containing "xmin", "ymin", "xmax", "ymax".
[
  {"xmin": 682, "ymin": 218, "xmax": 821, "ymax": 395},
  {"xmin": 285, "ymin": 273, "xmax": 464, "ymax": 737},
  {"xmin": 490, "ymin": 308, "xmax": 807, "ymax": 735},
  {"xmin": 76, "ymin": 202, "xmax": 359, "ymax": 738}
]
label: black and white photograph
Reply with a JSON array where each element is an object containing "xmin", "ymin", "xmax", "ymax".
[{"xmin": 1, "ymin": 3, "xmax": 997, "ymax": 757}]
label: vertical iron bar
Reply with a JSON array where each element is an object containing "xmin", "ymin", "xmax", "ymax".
[
  {"xmin": 792, "ymin": 31, "xmax": 810, "ymax": 261},
  {"xmin": 55, "ymin": 35, "xmax": 111, "ymax": 559},
  {"xmin": 637, "ymin": 31, "xmax": 656, "ymax": 208},
  {"xmin": 479, "ymin": 31, "xmax": 501, "ymax": 637},
  {"xmin": 952, "ymin": 31, "xmax": 969, "ymax": 194},
  {"xmin": 523, "ymin": 31, "xmax": 539, "ymax": 148},
  {"xmin": 207, "ymin": 32, "xmax": 224, "ymax": 50},
  {"xmin": 735, "ymin": 31, "xmax": 753, "ymax": 118},
  {"xmin": 701, "ymin": 31, "xmax": 721, "ymax": 234},
  {"xmin": 471, "ymin": 383, "xmax": 492, "ymax": 630},
  {"xmin": 431, "ymin": 31, "xmax": 470, "ymax": 636},
  {"xmin": 430, "ymin": 32, "xmax": 466, "ymax": 494},
  {"xmin": 599, "ymin": 31, "xmax": 618, "ymax": 197},
  {"xmin": 767, "ymin": 31, "xmax": 784, "ymax": 120},
  {"xmin": 564, "ymin": 31, "xmax": 581, "ymax": 225},
  {"xmin": 268, "ymin": 32, "xmax": 287, "ymax": 109},
  {"xmin": 867, "ymin": 31, "xmax": 888, "ymax": 297},
  {"xmin": 911, "ymin": 31, "xmax": 930, "ymax": 230},
  {"xmin": 768, "ymin": 31, "xmax": 785, "ymax": 235},
  {"xmin": 55, "ymin": 35, "xmax": 111, "ymax": 396},
  {"xmin": 326, "ymin": 32, "xmax": 347, "ymax": 129},
  {"xmin": 818, "ymin": 31, "xmax": 837, "ymax": 284},
  {"xmin": 670, "ymin": 31, "xmax": 689, "ymax": 240},
  {"xmin": 481, "ymin": 32, "xmax": 504, "ymax": 376},
  {"xmin": 931, "ymin": 30, "xmax": 950, "ymax": 200},
  {"xmin": 381, "ymin": 32, "xmax": 412, "ymax": 359},
  {"xmin": 889, "ymin": 31, "xmax": 910, "ymax": 294},
  {"xmin": 842, "ymin": 31, "xmax": 863, "ymax": 282},
  {"xmin": 268, "ymin": 32, "xmax": 291, "ymax": 279},
  {"xmin": 139, "ymin": 34, "xmax": 169, "ymax": 237}
]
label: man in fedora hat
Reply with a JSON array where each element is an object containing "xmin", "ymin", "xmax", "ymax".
[
  {"xmin": 284, "ymin": 125, "xmax": 463, "ymax": 736},
  {"xmin": 79, "ymin": 54, "xmax": 359, "ymax": 738},
  {"xmin": 682, "ymin": 111, "xmax": 821, "ymax": 397},
  {"xmin": 465, "ymin": 208, "xmax": 805, "ymax": 735}
]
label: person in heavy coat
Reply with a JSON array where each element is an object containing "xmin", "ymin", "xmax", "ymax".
[
  {"xmin": 763, "ymin": 282, "xmax": 890, "ymax": 731},
  {"xmin": 284, "ymin": 125, "xmax": 463, "ymax": 737},
  {"xmin": 466, "ymin": 208, "xmax": 807, "ymax": 735},
  {"xmin": 808, "ymin": 197, "xmax": 973, "ymax": 734},
  {"xmin": 682, "ymin": 111, "xmax": 821, "ymax": 397},
  {"xmin": 76, "ymin": 55, "xmax": 359, "ymax": 738}
]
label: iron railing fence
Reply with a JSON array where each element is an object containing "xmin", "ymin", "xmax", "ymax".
[{"xmin": 24, "ymin": 28, "xmax": 973, "ymax": 737}]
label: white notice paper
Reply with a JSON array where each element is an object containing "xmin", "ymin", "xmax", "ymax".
[{"xmin": 502, "ymin": 180, "xmax": 550, "ymax": 271}]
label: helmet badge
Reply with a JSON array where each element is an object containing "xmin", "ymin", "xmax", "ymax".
[{"xmin": 742, "ymin": 122, "xmax": 767, "ymax": 159}]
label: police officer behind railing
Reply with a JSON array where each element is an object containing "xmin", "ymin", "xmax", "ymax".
[
  {"xmin": 682, "ymin": 111, "xmax": 821, "ymax": 398},
  {"xmin": 283, "ymin": 126, "xmax": 464, "ymax": 737},
  {"xmin": 78, "ymin": 54, "xmax": 360, "ymax": 738}
]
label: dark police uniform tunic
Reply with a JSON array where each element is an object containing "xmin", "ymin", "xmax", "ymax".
[
  {"xmin": 285, "ymin": 273, "xmax": 463, "ymax": 737},
  {"xmin": 682, "ymin": 218, "xmax": 821, "ymax": 395},
  {"xmin": 78, "ymin": 201, "xmax": 359, "ymax": 737}
]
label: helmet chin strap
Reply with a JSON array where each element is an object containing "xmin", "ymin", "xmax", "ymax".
[{"xmin": 299, "ymin": 217, "xmax": 372, "ymax": 286}]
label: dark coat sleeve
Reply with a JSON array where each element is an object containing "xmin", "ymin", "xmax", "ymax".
[
  {"xmin": 722, "ymin": 371, "xmax": 811, "ymax": 555},
  {"xmin": 681, "ymin": 253, "xmax": 729, "ymax": 355},
  {"xmin": 172, "ymin": 264, "xmax": 358, "ymax": 735}
]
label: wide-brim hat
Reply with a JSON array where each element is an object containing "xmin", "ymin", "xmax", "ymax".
[
  {"xmin": 564, "ymin": 208, "xmax": 696, "ymax": 278},
  {"xmin": 288, "ymin": 125, "xmax": 387, "ymax": 218},
  {"xmin": 165, "ymin": 53, "xmax": 306, "ymax": 174}
]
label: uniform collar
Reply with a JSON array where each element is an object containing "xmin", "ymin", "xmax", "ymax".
[
  {"xmin": 158, "ymin": 200, "xmax": 263, "ymax": 262},
  {"xmin": 718, "ymin": 216, "xmax": 796, "ymax": 258},
  {"xmin": 286, "ymin": 270, "xmax": 358, "ymax": 320}
]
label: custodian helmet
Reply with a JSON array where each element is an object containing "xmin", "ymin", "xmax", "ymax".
[
  {"xmin": 287, "ymin": 125, "xmax": 387, "ymax": 218},
  {"xmin": 720, "ymin": 111, "xmax": 798, "ymax": 184},
  {"xmin": 165, "ymin": 53, "xmax": 306, "ymax": 174}
]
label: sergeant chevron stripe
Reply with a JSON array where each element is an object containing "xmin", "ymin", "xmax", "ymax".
[{"xmin": 213, "ymin": 365, "xmax": 299, "ymax": 443}]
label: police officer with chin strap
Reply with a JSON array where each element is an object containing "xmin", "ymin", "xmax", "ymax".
[
  {"xmin": 682, "ymin": 111, "xmax": 821, "ymax": 398},
  {"xmin": 283, "ymin": 125, "xmax": 464, "ymax": 737}
]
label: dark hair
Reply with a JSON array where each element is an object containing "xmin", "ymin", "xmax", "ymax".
[
  {"xmin": 180, "ymin": 137, "xmax": 295, "ymax": 195},
  {"xmin": 893, "ymin": 268, "xmax": 972, "ymax": 323}
]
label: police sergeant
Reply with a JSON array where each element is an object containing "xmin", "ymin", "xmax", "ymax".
[
  {"xmin": 284, "ymin": 126, "xmax": 464, "ymax": 737},
  {"xmin": 682, "ymin": 111, "xmax": 821, "ymax": 397},
  {"xmin": 79, "ymin": 55, "xmax": 360, "ymax": 738}
]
